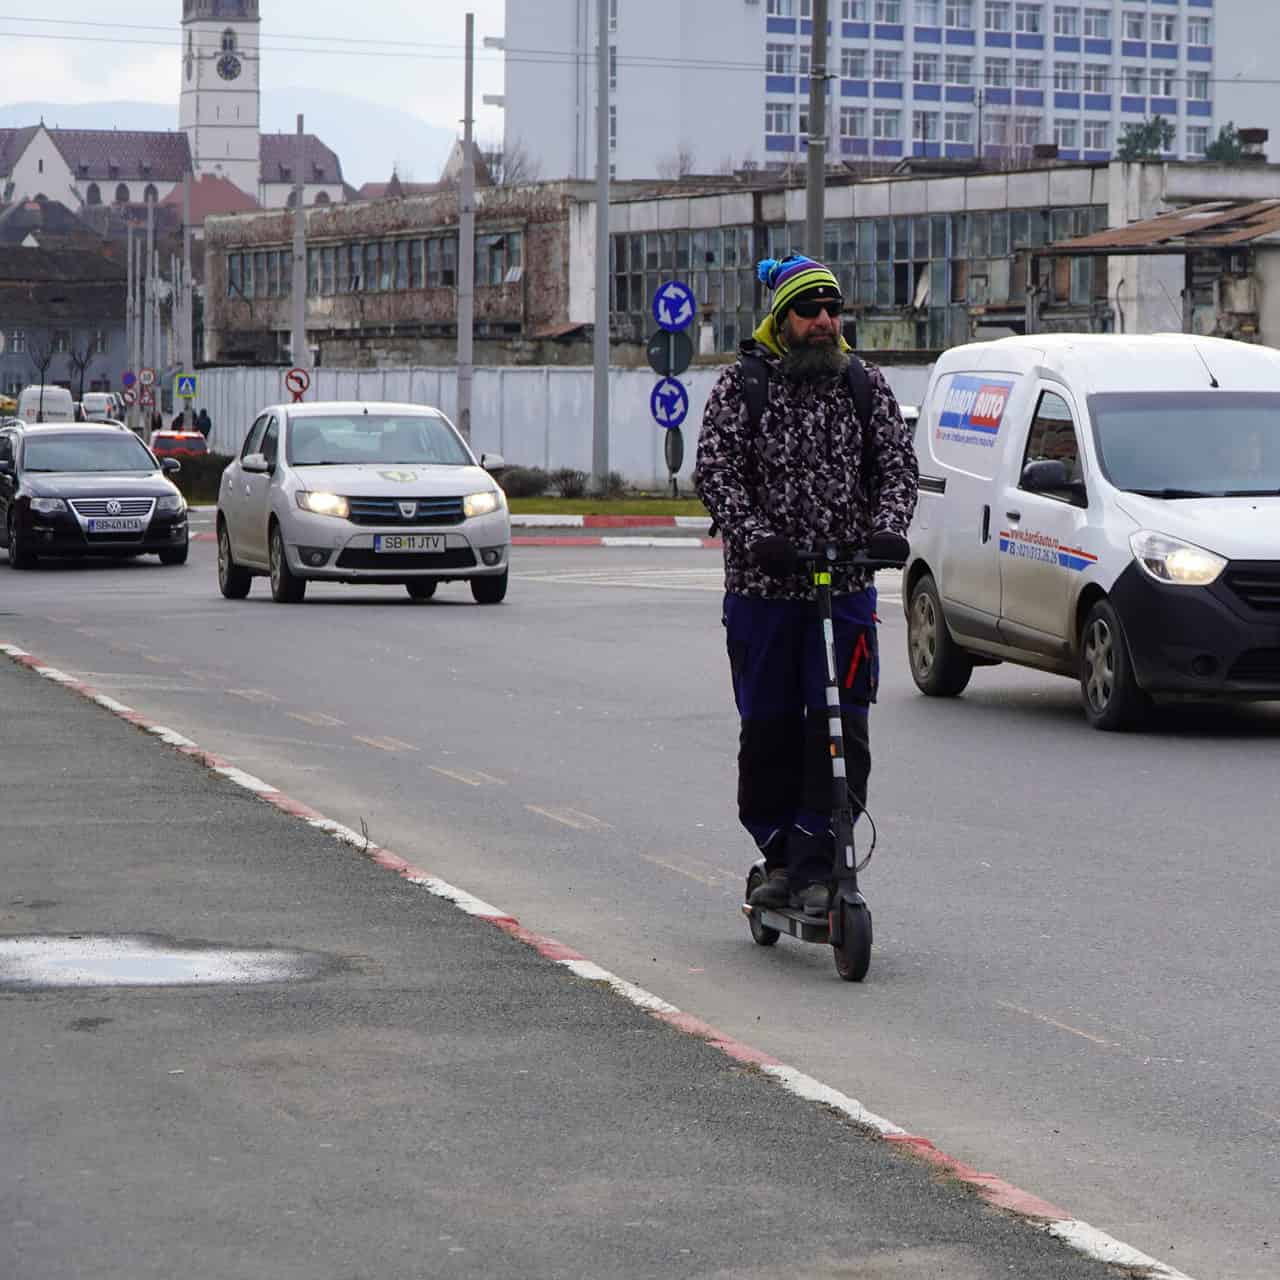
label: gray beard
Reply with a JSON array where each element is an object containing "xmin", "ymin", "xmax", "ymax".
[{"xmin": 781, "ymin": 340, "xmax": 850, "ymax": 383}]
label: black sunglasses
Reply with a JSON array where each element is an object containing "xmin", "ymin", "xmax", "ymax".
[{"xmin": 790, "ymin": 299, "xmax": 843, "ymax": 319}]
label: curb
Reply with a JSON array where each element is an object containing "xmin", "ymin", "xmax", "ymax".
[
  {"xmin": 0, "ymin": 639, "xmax": 1196, "ymax": 1280},
  {"xmin": 511, "ymin": 514, "xmax": 710, "ymax": 530}
]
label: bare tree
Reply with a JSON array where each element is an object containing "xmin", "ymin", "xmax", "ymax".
[
  {"xmin": 656, "ymin": 143, "xmax": 697, "ymax": 180},
  {"xmin": 479, "ymin": 135, "xmax": 542, "ymax": 187},
  {"xmin": 27, "ymin": 340, "xmax": 58, "ymax": 419},
  {"xmin": 68, "ymin": 339, "xmax": 97, "ymax": 403}
]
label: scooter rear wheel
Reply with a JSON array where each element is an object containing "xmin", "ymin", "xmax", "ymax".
[
  {"xmin": 745, "ymin": 870, "xmax": 780, "ymax": 947},
  {"xmin": 833, "ymin": 903, "xmax": 872, "ymax": 982}
]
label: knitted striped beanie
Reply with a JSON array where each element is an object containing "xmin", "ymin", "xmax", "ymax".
[{"xmin": 756, "ymin": 253, "xmax": 843, "ymax": 324}]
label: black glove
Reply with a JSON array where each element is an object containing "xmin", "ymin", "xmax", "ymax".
[
  {"xmin": 866, "ymin": 530, "xmax": 910, "ymax": 565},
  {"xmin": 750, "ymin": 534, "xmax": 800, "ymax": 577}
]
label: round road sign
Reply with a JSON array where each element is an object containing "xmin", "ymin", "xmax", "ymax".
[
  {"xmin": 646, "ymin": 329, "xmax": 693, "ymax": 379},
  {"xmin": 139, "ymin": 367, "xmax": 156, "ymax": 388},
  {"xmin": 122, "ymin": 387, "xmax": 137, "ymax": 406}
]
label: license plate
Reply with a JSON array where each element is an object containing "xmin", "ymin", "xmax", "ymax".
[
  {"xmin": 374, "ymin": 534, "xmax": 445, "ymax": 553},
  {"xmin": 87, "ymin": 518, "xmax": 144, "ymax": 533}
]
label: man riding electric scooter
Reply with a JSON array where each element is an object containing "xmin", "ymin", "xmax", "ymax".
[{"xmin": 694, "ymin": 253, "xmax": 919, "ymax": 920}]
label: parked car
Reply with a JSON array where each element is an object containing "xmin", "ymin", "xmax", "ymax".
[
  {"xmin": 215, "ymin": 401, "xmax": 510, "ymax": 604},
  {"xmin": 0, "ymin": 422, "xmax": 189, "ymax": 569},
  {"xmin": 903, "ymin": 333, "xmax": 1280, "ymax": 729},
  {"xmin": 150, "ymin": 427, "xmax": 209, "ymax": 458}
]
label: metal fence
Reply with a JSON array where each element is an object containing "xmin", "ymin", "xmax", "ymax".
[{"xmin": 198, "ymin": 363, "xmax": 936, "ymax": 490}]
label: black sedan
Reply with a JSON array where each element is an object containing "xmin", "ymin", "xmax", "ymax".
[{"xmin": 0, "ymin": 425, "xmax": 189, "ymax": 569}]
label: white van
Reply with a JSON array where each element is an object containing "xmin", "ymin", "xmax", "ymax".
[
  {"xmin": 80, "ymin": 391, "xmax": 116, "ymax": 422},
  {"xmin": 903, "ymin": 334, "xmax": 1280, "ymax": 729},
  {"xmin": 17, "ymin": 385, "xmax": 75, "ymax": 424}
]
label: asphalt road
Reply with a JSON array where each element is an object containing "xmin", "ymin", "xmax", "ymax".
[{"xmin": 2, "ymin": 523, "xmax": 1277, "ymax": 1280}]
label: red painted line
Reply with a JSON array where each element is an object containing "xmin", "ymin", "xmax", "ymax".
[
  {"xmin": 581, "ymin": 515, "xmax": 677, "ymax": 528},
  {"xmin": 264, "ymin": 792, "xmax": 326, "ymax": 822},
  {"xmin": 515, "ymin": 535, "xmax": 605, "ymax": 547},
  {"xmin": 653, "ymin": 1010, "xmax": 785, "ymax": 1068},
  {"xmin": 488, "ymin": 918, "xmax": 588, "ymax": 961},
  {"xmin": 885, "ymin": 1134, "xmax": 1069, "ymax": 1220}
]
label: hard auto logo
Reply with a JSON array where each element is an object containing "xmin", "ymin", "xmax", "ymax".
[
  {"xmin": 398, "ymin": 502, "xmax": 416, "ymax": 519},
  {"xmin": 106, "ymin": 500, "xmax": 122, "ymax": 515}
]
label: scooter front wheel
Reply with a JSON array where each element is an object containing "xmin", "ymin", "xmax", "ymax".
[
  {"xmin": 745, "ymin": 869, "xmax": 780, "ymax": 947},
  {"xmin": 833, "ymin": 903, "xmax": 872, "ymax": 981}
]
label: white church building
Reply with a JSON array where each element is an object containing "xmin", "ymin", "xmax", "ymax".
[{"xmin": 0, "ymin": 0, "xmax": 345, "ymax": 213}]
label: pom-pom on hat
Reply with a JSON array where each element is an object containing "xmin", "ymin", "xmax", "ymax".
[{"xmin": 756, "ymin": 253, "xmax": 842, "ymax": 324}]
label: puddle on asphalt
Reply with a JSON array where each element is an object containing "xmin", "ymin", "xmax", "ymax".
[{"xmin": 0, "ymin": 934, "xmax": 330, "ymax": 989}]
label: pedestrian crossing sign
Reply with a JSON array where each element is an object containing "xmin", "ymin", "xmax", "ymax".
[{"xmin": 175, "ymin": 375, "xmax": 198, "ymax": 399}]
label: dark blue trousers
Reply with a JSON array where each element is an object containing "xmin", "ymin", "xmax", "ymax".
[{"xmin": 723, "ymin": 590, "xmax": 877, "ymax": 889}]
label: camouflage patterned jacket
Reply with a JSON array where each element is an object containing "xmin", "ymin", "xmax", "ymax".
[{"xmin": 694, "ymin": 332, "xmax": 919, "ymax": 599}]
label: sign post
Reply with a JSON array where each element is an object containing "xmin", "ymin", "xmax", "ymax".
[{"xmin": 649, "ymin": 280, "xmax": 696, "ymax": 497}]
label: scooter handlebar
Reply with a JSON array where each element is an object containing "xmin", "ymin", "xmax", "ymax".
[{"xmin": 795, "ymin": 540, "xmax": 908, "ymax": 572}]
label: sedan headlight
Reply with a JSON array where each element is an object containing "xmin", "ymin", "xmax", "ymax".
[
  {"xmin": 463, "ymin": 489, "xmax": 503, "ymax": 518},
  {"xmin": 1130, "ymin": 530, "xmax": 1227, "ymax": 586},
  {"xmin": 29, "ymin": 497, "xmax": 67, "ymax": 514},
  {"xmin": 296, "ymin": 491, "xmax": 350, "ymax": 519},
  {"xmin": 156, "ymin": 494, "xmax": 186, "ymax": 513}
]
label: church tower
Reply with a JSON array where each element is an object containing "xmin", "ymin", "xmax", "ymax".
[{"xmin": 179, "ymin": 0, "xmax": 262, "ymax": 198}]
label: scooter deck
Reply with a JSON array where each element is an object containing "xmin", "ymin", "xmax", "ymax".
[{"xmin": 742, "ymin": 904, "xmax": 830, "ymax": 944}]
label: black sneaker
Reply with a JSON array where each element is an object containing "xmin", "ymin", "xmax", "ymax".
[
  {"xmin": 748, "ymin": 867, "xmax": 790, "ymax": 909},
  {"xmin": 795, "ymin": 882, "xmax": 830, "ymax": 916}
]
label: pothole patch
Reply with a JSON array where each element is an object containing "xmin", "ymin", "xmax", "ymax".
[{"xmin": 0, "ymin": 933, "xmax": 331, "ymax": 989}]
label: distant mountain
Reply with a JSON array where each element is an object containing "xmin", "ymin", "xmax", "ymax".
[{"xmin": 0, "ymin": 90, "xmax": 457, "ymax": 189}]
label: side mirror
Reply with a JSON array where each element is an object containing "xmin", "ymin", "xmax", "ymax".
[
  {"xmin": 161, "ymin": 457, "xmax": 181, "ymax": 474},
  {"xmin": 1021, "ymin": 458, "xmax": 1086, "ymax": 503},
  {"xmin": 481, "ymin": 452, "xmax": 506, "ymax": 472},
  {"xmin": 241, "ymin": 453, "xmax": 269, "ymax": 474}
]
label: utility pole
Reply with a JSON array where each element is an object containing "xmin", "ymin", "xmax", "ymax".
[
  {"xmin": 143, "ymin": 200, "xmax": 155, "ymax": 441},
  {"xmin": 291, "ymin": 114, "xmax": 309, "ymax": 371},
  {"xmin": 456, "ymin": 12, "xmax": 476, "ymax": 442},
  {"xmin": 182, "ymin": 172, "xmax": 194, "ymax": 429},
  {"xmin": 805, "ymin": 0, "xmax": 829, "ymax": 257},
  {"xmin": 125, "ymin": 227, "xmax": 136, "ymax": 434},
  {"xmin": 591, "ymin": 0, "xmax": 610, "ymax": 493}
]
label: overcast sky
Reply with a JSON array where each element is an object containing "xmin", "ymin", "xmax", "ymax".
[{"xmin": 0, "ymin": 1, "xmax": 507, "ymax": 139}]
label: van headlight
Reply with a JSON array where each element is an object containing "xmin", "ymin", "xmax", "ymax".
[
  {"xmin": 1130, "ymin": 530, "xmax": 1226, "ymax": 586},
  {"xmin": 29, "ymin": 497, "xmax": 67, "ymax": 514},
  {"xmin": 463, "ymin": 490, "xmax": 502, "ymax": 518},
  {"xmin": 296, "ymin": 491, "xmax": 350, "ymax": 518}
]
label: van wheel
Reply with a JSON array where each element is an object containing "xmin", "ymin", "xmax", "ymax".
[
  {"xmin": 907, "ymin": 573, "xmax": 972, "ymax": 696},
  {"xmin": 1080, "ymin": 600, "xmax": 1149, "ymax": 731}
]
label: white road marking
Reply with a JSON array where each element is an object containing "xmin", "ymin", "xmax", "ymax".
[
  {"xmin": 526, "ymin": 805, "xmax": 612, "ymax": 832},
  {"xmin": 353, "ymin": 735, "xmax": 418, "ymax": 753},
  {"xmin": 287, "ymin": 710, "xmax": 347, "ymax": 728},
  {"xmin": 640, "ymin": 852, "xmax": 737, "ymax": 888},
  {"xmin": 997, "ymin": 1001, "xmax": 1117, "ymax": 1049},
  {"xmin": 430, "ymin": 765, "xmax": 506, "ymax": 787},
  {"xmin": 227, "ymin": 687, "xmax": 282, "ymax": 703}
]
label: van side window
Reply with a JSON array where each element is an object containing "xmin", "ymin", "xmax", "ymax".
[
  {"xmin": 0, "ymin": 432, "xmax": 12, "ymax": 464},
  {"xmin": 1021, "ymin": 391, "xmax": 1082, "ymax": 489}
]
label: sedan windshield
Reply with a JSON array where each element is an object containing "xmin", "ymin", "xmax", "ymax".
[
  {"xmin": 287, "ymin": 414, "xmax": 472, "ymax": 466},
  {"xmin": 1088, "ymin": 392, "xmax": 1280, "ymax": 497},
  {"xmin": 23, "ymin": 432, "xmax": 157, "ymax": 473}
]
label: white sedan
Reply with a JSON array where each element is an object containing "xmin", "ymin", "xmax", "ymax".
[{"xmin": 216, "ymin": 401, "xmax": 511, "ymax": 604}]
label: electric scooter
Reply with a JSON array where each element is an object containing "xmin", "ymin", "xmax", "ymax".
[{"xmin": 741, "ymin": 542, "xmax": 907, "ymax": 982}]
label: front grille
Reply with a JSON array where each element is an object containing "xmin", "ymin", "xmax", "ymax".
[
  {"xmin": 336, "ymin": 547, "xmax": 477, "ymax": 571},
  {"xmin": 1228, "ymin": 649, "xmax": 1280, "ymax": 682},
  {"xmin": 70, "ymin": 498, "xmax": 155, "ymax": 519},
  {"xmin": 1224, "ymin": 562, "xmax": 1280, "ymax": 612},
  {"xmin": 347, "ymin": 496, "xmax": 466, "ymax": 526}
]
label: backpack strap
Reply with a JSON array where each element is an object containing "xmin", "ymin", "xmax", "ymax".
[
  {"xmin": 739, "ymin": 352, "xmax": 771, "ymax": 432},
  {"xmin": 845, "ymin": 353, "xmax": 873, "ymax": 438}
]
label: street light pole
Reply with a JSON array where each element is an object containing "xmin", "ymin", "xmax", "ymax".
[
  {"xmin": 591, "ymin": 0, "xmax": 610, "ymax": 493},
  {"xmin": 291, "ymin": 114, "xmax": 309, "ymax": 372},
  {"xmin": 805, "ymin": 0, "xmax": 829, "ymax": 257},
  {"xmin": 457, "ymin": 12, "xmax": 476, "ymax": 443}
]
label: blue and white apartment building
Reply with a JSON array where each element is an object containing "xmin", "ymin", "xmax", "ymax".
[{"xmin": 502, "ymin": 1, "xmax": 1270, "ymax": 182}]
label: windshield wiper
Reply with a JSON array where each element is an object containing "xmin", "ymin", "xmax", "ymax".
[
  {"xmin": 1222, "ymin": 488, "xmax": 1280, "ymax": 497},
  {"xmin": 1126, "ymin": 487, "xmax": 1217, "ymax": 499}
]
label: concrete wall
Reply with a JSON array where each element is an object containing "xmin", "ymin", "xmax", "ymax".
[{"xmin": 196, "ymin": 361, "xmax": 936, "ymax": 490}]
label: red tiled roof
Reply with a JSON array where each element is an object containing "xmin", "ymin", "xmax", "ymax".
[
  {"xmin": 160, "ymin": 173, "xmax": 260, "ymax": 219},
  {"xmin": 259, "ymin": 133, "xmax": 343, "ymax": 186}
]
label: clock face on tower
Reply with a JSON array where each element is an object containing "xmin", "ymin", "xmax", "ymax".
[{"xmin": 217, "ymin": 53, "xmax": 242, "ymax": 81}]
